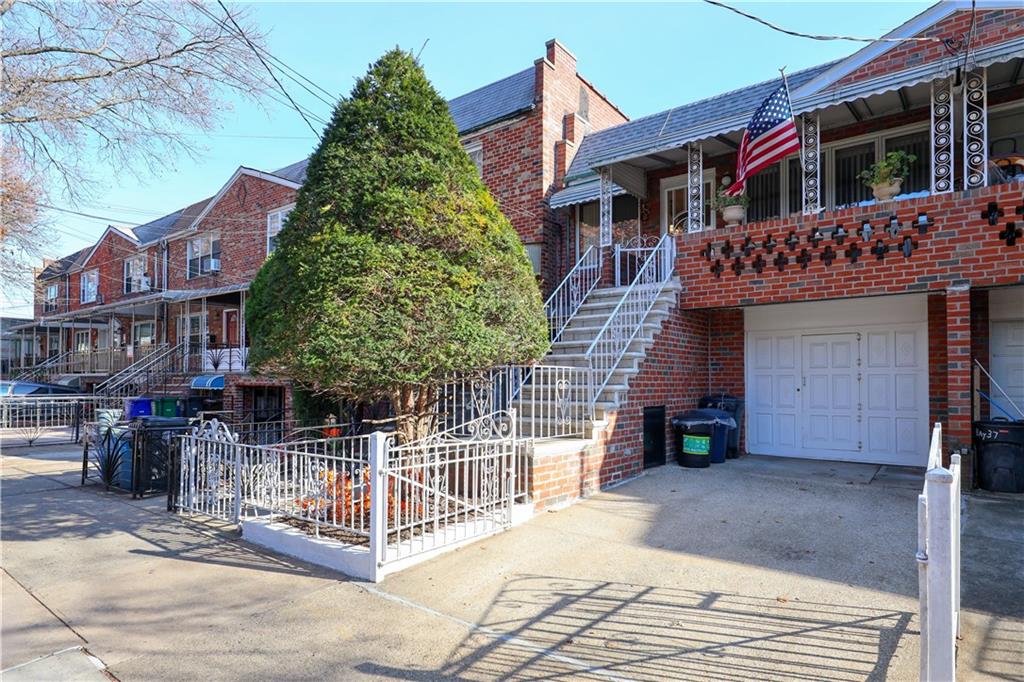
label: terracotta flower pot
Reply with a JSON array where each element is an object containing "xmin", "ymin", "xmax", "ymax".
[
  {"xmin": 721, "ymin": 204, "xmax": 746, "ymax": 227},
  {"xmin": 871, "ymin": 179, "xmax": 903, "ymax": 202}
]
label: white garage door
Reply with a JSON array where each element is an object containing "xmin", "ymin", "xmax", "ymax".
[
  {"xmin": 990, "ymin": 320, "xmax": 1024, "ymax": 420},
  {"xmin": 745, "ymin": 297, "xmax": 929, "ymax": 467}
]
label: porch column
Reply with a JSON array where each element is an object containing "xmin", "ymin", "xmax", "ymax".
[
  {"xmin": 183, "ymin": 300, "xmax": 190, "ymax": 373},
  {"xmin": 945, "ymin": 285, "xmax": 972, "ymax": 464},
  {"xmin": 201, "ymin": 297, "xmax": 208, "ymax": 371},
  {"xmin": 19, "ymin": 329, "xmax": 25, "ymax": 369},
  {"xmin": 108, "ymin": 313, "xmax": 114, "ymax": 373},
  {"xmin": 962, "ymin": 67, "xmax": 988, "ymax": 190},
  {"xmin": 31, "ymin": 330, "xmax": 37, "ymax": 366},
  {"xmin": 800, "ymin": 114, "xmax": 821, "ymax": 215},
  {"xmin": 239, "ymin": 291, "xmax": 246, "ymax": 370},
  {"xmin": 686, "ymin": 143, "xmax": 704, "ymax": 233},
  {"xmin": 930, "ymin": 75, "xmax": 955, "ymax": 194}
]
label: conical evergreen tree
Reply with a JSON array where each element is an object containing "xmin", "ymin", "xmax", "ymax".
[{"xmin": 246, "ymin": 49, "xmax": 549, "ymax": 437}]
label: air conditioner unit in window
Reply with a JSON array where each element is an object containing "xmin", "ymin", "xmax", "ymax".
[
  {"xmin": 210, "ymin": 258, "xmax": 222, "ymax": 273},
  {"xmin": 139, "ymin": 276, "xmax": 151, "ymax": 291}
]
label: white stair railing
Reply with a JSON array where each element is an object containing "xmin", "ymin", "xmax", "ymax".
[
  {"xmin": 584, "ymin": 234, "xmax": 676, "ymax": 404},
  {"xmin": 545, "ymin": 245, "xmax": 601, "ymax": 342},
  {"xmin": 96, "ymin": 342, "xmax": 180, "ymax": 397},
  {"xmin": 15, "ymin": 349, "xmax": 73, "ymax": 381}
]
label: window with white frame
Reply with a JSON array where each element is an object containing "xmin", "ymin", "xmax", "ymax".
[
  {"xmin": 123, "ymin": 254, "xmax": 149, "ymax": 294},
  {"xmin": 463, "ymin": 140, "xmax": 483, "ymax": 177},
  {"xmin": 187, "ymin": 232, "xmax": 221, "ymax": 278},
  {"xmin": 79, "ymin": 269, "xmax": 98, "ymax": 303},
  {"xmin": 74, "ymin": 330, "xmax": 90, "ymax": 351},
  {"xmin": 661, "ymin": 169, "xmax": 716, "ymax": 232},
  {"xmin": 266, "ymin": 205, "xmax": 294, "ymax": 255},
  {"xmin": 44, "ymin": 283, "xmax": 58, "ymax": 311},
  {"xmin": 133, "ymin": 321, "xmax": 155, "ymax": 347}
]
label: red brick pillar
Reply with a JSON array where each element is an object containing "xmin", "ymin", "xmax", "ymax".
[{"xmin": 945, "ymin": 286, "xmax": 972, "ymax": 464}]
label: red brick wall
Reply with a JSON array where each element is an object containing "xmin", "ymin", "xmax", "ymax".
[
  {"xmin": 531, "ymin": 306, "xmax": 710, "ymax": 510},
  {"xmin": 675, "ymin": 183, "xmax": 1024, "ymax": 309},
  {"xmin": 166, "ymin": 174, "xmax": 297, "ymax": 291},
  {"xmin": 834, "ymin": 9, "xmax": 1024, "ymax": 87},
  {"xmin": 928, "ymin": 293, "xmax": 949, "ymax": 429},
  {"xmin": 970, "ymin": 288, "xmax": 991, "ymax": 421}
]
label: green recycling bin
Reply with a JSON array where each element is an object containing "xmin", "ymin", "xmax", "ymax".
[{"xmin": 155, "ymin": 397, "xmax": 179, "ymax": 418}]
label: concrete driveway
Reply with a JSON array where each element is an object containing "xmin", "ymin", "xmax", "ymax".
[{"xmin": 2, "ymin": 443, "xmax": 1021, "ymax": 680}]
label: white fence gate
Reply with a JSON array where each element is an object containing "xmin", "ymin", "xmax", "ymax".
[{"xmin": 917, "ymin": 422, "xmax": 962, "ymax": 681}]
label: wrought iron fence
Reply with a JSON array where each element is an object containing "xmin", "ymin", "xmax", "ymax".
[
  {"xmin": 82, "ymin": 418, "xmax": 192, "ymax": 497},
  {"xmin": 0, "ymin": 395, "xmax": 122, "ymax": 446},
  {"xmin": 586, "ymin": 233, "xmax": 676, "ymax": 403},
  {"xmin": 174, "ymin": 412, "xmax": 519, "ymax": 578},
  {"xmin": 381, "ymin": 411, "xmax": 517, "ymax": 563},
  {"xmin": 917, "ymin": 422, "xmax": 962, "ymax": 681},
  {"xmin": 614, "ymin": 235, "xmax": 661, "ymax": 286}
]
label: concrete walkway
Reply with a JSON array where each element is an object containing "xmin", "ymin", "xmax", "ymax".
[{"xmin": 2, "ymin": 444, "xmax": 1021, "ymax": 680}]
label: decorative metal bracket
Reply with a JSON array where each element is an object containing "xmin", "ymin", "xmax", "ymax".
[
  {"xmin": 930, "ymin": 76, "xmax": 954, "ymax": 194},
  {"xmin": 963, "ymin": 68, "xmax": 988, "ymax": 191},
  {"xmin": 687, "ymin": 143, "xmax": 704, "ymax": 233},
  {"xmin": 801, "ymin": 114, "xmax": 820, "ymax": 215},
  {"xmin": 599, "ymin": 167, "xmax": 613, "ymax": 247}
]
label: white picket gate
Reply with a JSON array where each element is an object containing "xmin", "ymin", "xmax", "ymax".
[{"xmin": 917, "ymin": 422, "xmax": 962, "ymax": 681}]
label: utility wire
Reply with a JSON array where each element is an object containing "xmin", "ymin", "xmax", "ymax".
[
  {"xmin": 702, "ymin": 0, "xmax": 949, "ymax": 44},
  {"xmin": 214, "ymin": 0, "xmax": 322, "ymax": 138}
]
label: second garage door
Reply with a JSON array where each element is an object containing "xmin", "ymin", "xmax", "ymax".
[{"xmin": 745, "ymin": 296, "xmax": 929, "ymax": 467}]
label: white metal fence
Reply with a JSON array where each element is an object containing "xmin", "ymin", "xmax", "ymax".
[
  {"xmin": 0, "ymin": 395, "xmax": 122, "ymax": 445},
  {"xmin": 917, "ymin": 422, "xmax": 962, "ymax": 681},
  {"xmin": 176, "ymin": 413, "xmax": 518, "ymax": 578}
]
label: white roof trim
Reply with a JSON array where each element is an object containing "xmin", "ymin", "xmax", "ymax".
[
  {"xmin": 793, "ymin": 1, "xmax": 1019, "ymax": 99},
  {"xmin": 176, "ymin": 167, "xmax": 301, "ymax": 237}
]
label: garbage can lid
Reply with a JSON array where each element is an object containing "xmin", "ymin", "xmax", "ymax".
[{"xmin": 672, "ymin": 409, "xmax": 736, "ymax": 428}]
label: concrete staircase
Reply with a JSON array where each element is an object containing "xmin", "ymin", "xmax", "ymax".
[{"xmin": 512, "ymin": 278, "xmax": 681, "ymax": 438}]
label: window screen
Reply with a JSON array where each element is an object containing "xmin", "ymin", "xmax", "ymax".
[
  {"xmin": 747, "ymin": 163, "xmax": 781, "ymax": 222},
  {"xmin": 885, "ymin": 131, "xmax": 930, "ymax": 194},
  {"xmin": 834, "ymin": 142, "xmax": 875, "ymax": 207}
]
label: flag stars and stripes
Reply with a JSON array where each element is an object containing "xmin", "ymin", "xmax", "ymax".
[{"xmin": 726, "ymin": 83, "xmax": 800, "ymax": 196}]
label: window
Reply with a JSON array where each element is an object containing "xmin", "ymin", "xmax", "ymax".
[
  {"xmin": 833, "ymin": 142, "xmax": 875, "ymax": 208},
  {"xmin": 787, "ymin": 157, "xmax": 803, "ymax": 215},
  {"xmin": 463, "ymin": 141, "xmax": 483, "ymax": 177},
  {"xmin": 44, "ymin": 283, "xmax": 58, "ymax": 312},
  {"xmin": 266, "ymin": 205, "xmax": 294, "ymax": 255},
  {"xmin": 80, "ymin": 269, "xmax": 98, "ymax": 303},
  {"xmin": 661, "ymin": 169, "xmax": 715, "ymax": 232},
  {"xmin": 133, "ymin": 321, "xmax": 155, "ymax": 347},
  {"xmin": 747, "ymin": 163, "xmax": 781, "ymax": 223},
  {"xmin": 177, "ymin": 313, "xmax": 206, "ymax": 347},
  {"xmin": 577, "ymin": 202, "xmax": 600, "ymax": 258},
  {"xmin": 74, "ymin": 331, "xmax": 90, "ymax": 351},
  {"xmin": 123, "ymin": 255, "xmax": 149, "ymax": 294},
  {"xmin": 187, "ymin": 232, "xmax": 221, "ymax": 279},
  {"xmin": 885, "ymin": 131, "xmax": 930, "ymax": 194}
]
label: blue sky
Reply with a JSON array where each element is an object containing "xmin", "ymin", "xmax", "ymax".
[{"xmin": 11, "ymin": 0, "xmax": 933, "ymax": 316}]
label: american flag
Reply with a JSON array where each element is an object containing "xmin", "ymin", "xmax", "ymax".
[{"xmin": 725, "ymin": 84, "xmax": 800, "ymax": 196}]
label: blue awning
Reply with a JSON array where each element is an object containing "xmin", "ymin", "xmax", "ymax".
[{"xmin": 190, "ymin": 374, "xmax": 225, "ymax": 390}]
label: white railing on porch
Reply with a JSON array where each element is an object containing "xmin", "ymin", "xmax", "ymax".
[
  {"xmin": 545, "ymin": 245, "xmax": 601, "ymax": 342},
  {"xmin": 613, "ymin": 236, "xmax": 660, "ymax": 287},
  {"xmin": 585, "ymin": 233, "xmax": 676, "ymax": 403},
  {"xmin": 917, "ymin": 422, "xmax": 962, "ymax": 682}
]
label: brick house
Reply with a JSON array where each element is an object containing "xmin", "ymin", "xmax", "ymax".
[
  {"xmin": 17, "ymin": 4, "xmax": 1023, "ymax": 505},
  {"xmin": 532, "ymin": 1, "xmax": 1023, "ymax": 503},
  {"xmin": 20, "ymin": 40, "xmax": 625, "ymax": 421}
]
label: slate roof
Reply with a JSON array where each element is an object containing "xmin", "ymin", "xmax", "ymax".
[
  {"xmin": 565, "ymin": 61, "xmax": 839, "ymax": 181},
  {"xmin": 270, "ymin": 159, "xmax": 310, "ymax": 185},
  {"xmin": 37, "ymin": 246, "xmax": 90, "ymax": 280},
  {"xmin": 132, "ymin": 197, "xmax": 211, "ymax": 245},
  {"xmin": 447, "ymin": 67, "xmax": 536, "ymax": 134}
]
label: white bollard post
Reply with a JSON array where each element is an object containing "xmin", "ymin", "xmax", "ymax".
[
  {"xmin": 917, "ymin": 493, "xmax": 929, "ymax": 682},
  {"xmin": 951, "ymin": 452, "xmax": 962, "ymax": 640},
  {"xmin": 368, "ymin": 431, "xmax": 388, "ymax": 582},
  {"xmin": 925, "ymin": 467, "xmax": 956, "ymax": 681}
]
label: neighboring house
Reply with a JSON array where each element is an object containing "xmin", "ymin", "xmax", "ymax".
[
  {"xmin": 23, "ymin": 40, "xmax": 625, "ymax": 420},
  {"xmin": 0, "ymin": 317, "xmax": 34, "ymax": 377},
  {"xmin": 539, "ymin": 1, "xmax": 1024, "ymax": 500}
]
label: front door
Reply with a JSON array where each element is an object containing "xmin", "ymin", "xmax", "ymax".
[
  {"xmin": 224, "ymin": 310, "xmax": 240, "ymax": 347},
  {"xmin": 801, "ymin": 334, "xmax": 860, "ymax": 453}
]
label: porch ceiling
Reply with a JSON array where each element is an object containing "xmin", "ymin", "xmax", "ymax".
[{"xmin": 37, "ymin": 283, "xmax": 250, "ymax": 323}]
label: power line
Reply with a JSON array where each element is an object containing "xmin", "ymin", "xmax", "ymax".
[
  {"xmin": 702, "ymin": 0, "xmax": 950, "ymax": 44},
  {"xmin": 213, "ymin": 0, "xmax": 323, "ymax": 137}
]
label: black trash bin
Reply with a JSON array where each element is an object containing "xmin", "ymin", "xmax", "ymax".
[
  {"xmin": 973, "ymin": 419, "xmax": 1024, "ymax": 493},
  {"xmin": 671, "ymin": 410, "xmax": 735, "ymax": 467},
  {"xmin": 699, "ymin": 394, "xmax": 744, "ymax": 458}
]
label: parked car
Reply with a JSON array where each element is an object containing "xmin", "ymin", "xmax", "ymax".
[{"xmin": 0, "ymin": 380, "xmax": 81, "ymax": 397}]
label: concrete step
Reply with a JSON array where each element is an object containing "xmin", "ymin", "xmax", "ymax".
[
  {"xmin": 556, "ymin": 321, "xmax": 666, "ymax": 343},
  {"xmin": 550, "ymin": 336, "xmax": 654, "ymax": 354},
  {"xmin": 567, "ymin": 308, "xmax": 671, "ymax": 330}
]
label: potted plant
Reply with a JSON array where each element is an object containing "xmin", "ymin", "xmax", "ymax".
[
  {"xmin": 714, "ymin": 190, "xmax": 750, "ymax": 227},
  {"xmin": 859, "ymin": 151, "xmax": 916, "ymax": 202}
]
